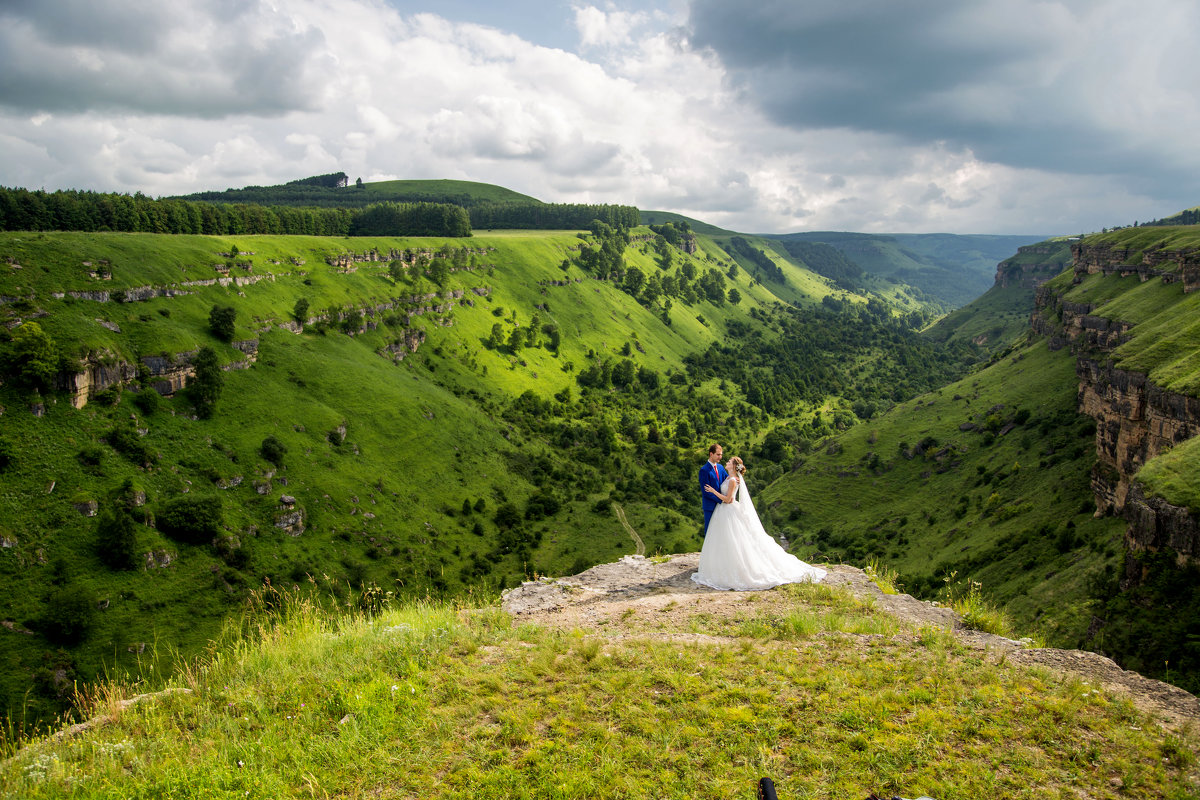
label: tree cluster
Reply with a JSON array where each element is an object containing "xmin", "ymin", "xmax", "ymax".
[
  {"xmin": 725, "ymin": 237, "xmax": 785, "ymax": 283},
  {"xmin": 348, "ymin": 202, "xmax": 472, "ymax": 237},
  {"xmin": 779, "ymin": 240, "xmax": 863, "ymax": 290},
  {"xmin": 469, "ymin": 202, "xmax": 639, "ymax": 231},
  {"xmin": 0, "ymin": 187, "xmax": 472, "ymax": 238}
]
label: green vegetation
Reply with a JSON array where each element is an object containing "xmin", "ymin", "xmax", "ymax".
[
  {"xmin": 3, "ymin": 587, "xmax": 1195, "ymax": 799},
  {"xmin": 764, "ymin": 340, "xmax": 1125, "ymax": 648},
  {"xmin": 0, "ymin": 219, "xmax": 981, "ymax": 727},
  {"xmin": 1138, "ymin": 436, "xmax": 1200, "ymax": 512}
]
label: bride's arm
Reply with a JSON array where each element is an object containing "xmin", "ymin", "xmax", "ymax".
[{"xmin": 714, "ymin": 476, "xmax": 739, "ymax": 504}]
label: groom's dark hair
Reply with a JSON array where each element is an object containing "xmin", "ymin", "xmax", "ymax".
[{"xmin": 708, "ymin": 444, "xmax": 721, "ymax": 454}]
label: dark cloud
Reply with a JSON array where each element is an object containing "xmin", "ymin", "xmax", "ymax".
[
  {"xmin": 685, "ymin": 0, "xmax": 1200, "ymax": 185},
  {"xmin": 0, "ymin": 0, "xmax": 327, "ymax": 118}
]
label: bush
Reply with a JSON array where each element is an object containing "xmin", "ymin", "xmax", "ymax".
[
  {"xmin": 260, "ymin": 435, "xmax": 287, "ymax": 467},
  {"xmin": 188, "ymin": 346, "xmax": 223, "ymax": 419},
  {"xmin": 133, "ymin": 388, "xmax": 161, "ymax": 415},
  {"xmin": 494, "ymin": 502, "xmax": 521, "ymax": 530},
  {"xmin": 209, "ymin": 305, "xmax": 237, "ymax": 341},
  {"xmin": 158, "ymin": 494, "xmax": 223, "ymax": 544},
  {"xmin": 40, "ymin": 584, "xmax": 97, "ymax": 644},
  {"xmin": 97, "ymin": 509, "xmax": 139, "ymax": 570},
  {"xmin": 106, "ymin": 424, "xmax": 157, "ymax": 466},
  {"xmin": 525, "ymin": 488, "xmax": 561, "ymax": 520}
]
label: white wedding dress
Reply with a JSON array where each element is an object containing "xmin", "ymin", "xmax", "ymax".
[{"xmin": 692, "ymin": 476, "xmax": 826, "ymax": 590}]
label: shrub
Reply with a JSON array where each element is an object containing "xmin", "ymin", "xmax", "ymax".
[
  {"xmin": 96, "ymin": 509, "xmax": 139, "ymax": 570},
  {"xmin": 209, "ymin": 305, "xmax": 237, "ymax": 341},
  {"xmin": 293, "ymin": 297, "xmax": 310, "ymax": 323},
  {"xmin": 188, "ymin": 346, "xmax": 223, "ymax": 419},
  {"xmin": 106, "ymin": 424, "xmax": 157, "ymax": 466},
  {"xmin": 525, "ymin": 488, "xmax": 561, "ymax": 520},
  {"xmin": 260, "ymin": 435, "xmax": 288, "ymax": 467},
  {"xmin": 133, "ymin": 388, "xmax": 160, "ymax": 415},
  {"xmin": 40, "ymin": 584, "xmax": 97, "ymax": 644},
  {"xmin": 494, "ymin": 502, "xmax": 521, "ymax": 530},
  {"xmin": 158, "ymin": 494, "xmax": 223, "ymax": 544}
]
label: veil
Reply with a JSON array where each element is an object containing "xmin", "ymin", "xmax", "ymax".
[{"xmin": 731, "ymin": 477, "xmax": 771, "ymax": 540}]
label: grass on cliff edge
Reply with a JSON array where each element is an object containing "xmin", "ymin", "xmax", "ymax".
[{"xmin": 2, "ymin": 587, "xmax": 1196, "ymax": 800}]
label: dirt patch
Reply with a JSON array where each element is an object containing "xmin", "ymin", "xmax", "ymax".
[{"xmin": 503, "ymin": 553, "xmax": 1200, "ymax": 732}]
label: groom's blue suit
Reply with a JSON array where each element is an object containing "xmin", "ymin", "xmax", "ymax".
[{"xmin": 699, "ymin": 460, "xmax": 727, "ymax": 535}]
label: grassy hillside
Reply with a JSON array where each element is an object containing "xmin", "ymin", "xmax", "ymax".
[
  {"xmin": 2, "ymin": 584, "xmax": 1196, "ymax": 798},
  {"xmin": 361, "ymin": 179, "xmax": 538, "ymax": 204},
  {"xmin": 0, "ymin": 223, "xmax": 985, "ymax": 726},
  {"xmin": 761, "ymin": 338, "xmax": 1126, "ymax": 646},
  {"xmin": 1043, "ymin": 226, "xmax": 1200, "ymax": 509}
]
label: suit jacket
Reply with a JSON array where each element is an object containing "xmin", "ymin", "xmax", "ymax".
[{"xmin": 699, "ymin": 460, "xmax": 727, "ymax": 512}]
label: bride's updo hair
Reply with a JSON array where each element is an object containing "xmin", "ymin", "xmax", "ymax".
[{"xmin": 731, "ymin": 456, "xmax": 746, "ymax": 475}]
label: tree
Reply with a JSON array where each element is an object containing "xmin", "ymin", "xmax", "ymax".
[
  {"xmin": 728, "ymin": 288, "xmax": 742, "ymax": 305},
  {"xmin": 508, "ymin": 327, "xmax": 524, "ymax": 353},
  {"xmin": 96, "ymin": 507, "xmax": 139, "ymax": 570},
  {"xmin": 209, "ymin": 305, "xmax": 236, "ymax": 341},
  {"xmin": 623, "ymin": 265, "xmax": 646, "ymax": 297},
  {"xmin": 4, "ymin": 321, "xmax": 61, "ymax": 392},
  {"xmin": 293, "ymin": 297, "xmax": 310, "ymax": 323},
  {"xmin": 260, "ymin": 435, "xmax": 287, "ymax": 467},
  {"xmin": 41, "ymin": 584, "xmax": 97, "ymax": 644},
  {"xmin": 428, "ymin": 259, "xmax": 449, "ymax": 286},
  {"xmin": 188, "ymin": 346, "xmax": 223, "ymax": 419},
  {"xmin": 488, "ymin": 323, "xmax": 506, "ymax": 350}
]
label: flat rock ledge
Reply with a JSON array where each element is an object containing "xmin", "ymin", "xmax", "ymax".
[{"xmin": 502, "ymin": 553, "xmax": 1200, "ymax": 731}]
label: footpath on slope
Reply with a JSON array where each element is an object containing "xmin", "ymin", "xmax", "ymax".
[{"xmin": 501, "ymin": 553, "xmax": 1200, "ymax": 732}]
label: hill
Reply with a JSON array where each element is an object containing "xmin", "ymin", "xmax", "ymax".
[
  {"xmin": 0, "ymin": 220, "xmax": 982, "ymax": 727},
  {"xmin": 773, "ymin": 224, "xmax": 1200, "ymax": 692},
  {"xmin": 174, "ymin": 176, "xmax": 539, "ymax": 209},
  {"xmin": 768, "ymin": 232, "xmax": 1049, "ymax": 309},
  {"xmin": 2, "ymin": 557, "xmax": 1197, "ymax": 797},
  {"xmin": 361, "ymin": 178, "xmax": 539, "ymax": 204}
]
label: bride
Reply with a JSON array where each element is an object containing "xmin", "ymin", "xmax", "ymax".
[{"xmin": 692, "ymin": 457, "xmax": 826, "ymax": 590}]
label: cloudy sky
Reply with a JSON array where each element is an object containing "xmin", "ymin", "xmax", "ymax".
[{"xmin": 1, "ymin": 0, "xmax": 1197, "ymax": 234}]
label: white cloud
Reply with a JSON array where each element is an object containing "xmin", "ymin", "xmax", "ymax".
[{"xmin": 0, "ymin": 0, "xmax": 1190, "ymax": 234}]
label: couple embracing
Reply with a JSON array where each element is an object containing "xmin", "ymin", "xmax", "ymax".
[{"xmin": 693, "ymin": 443, "xmax": 826, "ymax": 591}]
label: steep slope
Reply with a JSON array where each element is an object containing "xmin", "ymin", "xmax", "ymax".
[
  {"xmin": 762, "ymin": 337, "xmax": 1124, "ymax": 645},
  {"xmin": 768, "ymin": 224, "xmax": 1200, "ymax": 691}
]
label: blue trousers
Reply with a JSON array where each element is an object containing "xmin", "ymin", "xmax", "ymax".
[{"xmin": 702, "ymin": 506, "xmax": 716, "ymax": 536}]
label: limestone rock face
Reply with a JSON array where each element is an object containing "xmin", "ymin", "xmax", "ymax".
[
  {"xmin": 1071, "ymin": 241, "xmax": 1200, "ymax": 292},
  {"xmin": 1123, "ymin": 482, "xmax": 1200, "ymax": 571},
  {"xmin": 1033, "ymin": 244, "xmax": 1200, "ymax": 572},
  {"xmin": 994, "ymin": 244, "xmax": 1071, "ymax": 289}
]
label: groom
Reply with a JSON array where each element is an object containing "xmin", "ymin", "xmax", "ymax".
[{"xmin": 699, "ymin": 443, "xmax": 727, "ymax": 536}]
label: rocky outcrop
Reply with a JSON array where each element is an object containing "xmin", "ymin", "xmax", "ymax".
[
  {"xmin": 1076, "ymin": 359, "xmax": 1200, "ymax": 514},
  {"xmin": 1072, "ymin": 241, "xmax": 1200, "ymax": 292},
  {"xmin": 994, "ymin": 243, "xmax": 1072, "ymax": 289},
  {"xmin": 1123, "ymin": 483, "xmax": 1200, "ymax": 571},
  {"xmin": 1033, "ymin": 244, "xmax": 1200, "ymax": 571},
  {"xmin": 61, "ymin": 358, "xmax": 139, "ymax": 409}
]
